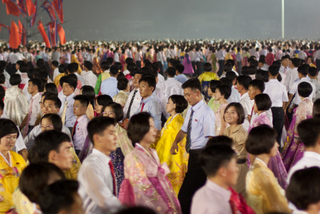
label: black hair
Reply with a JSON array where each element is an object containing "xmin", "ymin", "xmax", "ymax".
[
  {"xmin": 52, "ymin": 61, "xmax": 59, "ymax": 68},
  {"xmin": 169, "ymin": 95, "xmax": 188, "ymax": 113},
  {"xmin": 182, "ymin": 78, "xmax": 201, "ymax": 92},
  {"xmin": 308, "ymin": 67, "xmax": 318, "ymax": 77},
  {"xmin": 96, "ymin": 94, "xmax": 113, "ymax": 107},
  {"xmin": 58, "ymin": 64, "xmax": 66, "ymax": 74},
  {"xmin": 297, "ymin": 64, "xmax": 309, "ymax": 76},
  {"xmin": 236, "ymin": 75, "xmax": 252, "ymax": 90},
  {"xmin": 268, "ymin": 65, "xmax": 280, "ymax": 77},
  {"xmin": 245, "ymin": 125, "xmax": 277, "ymax": 155},
  {"xmin": 117, "ymin": 78, "xmax": 128, "ymax": 91},
  {"xmin": 166, "ymin": 67, "xmax": 176, "ymax": 77},
  {"xmin": 225, "ymin": 71, "xmax": 237, "ymax": 83},
  {"xmin": 43, "ymin": 94, "xmax": 61, "ymax": 109},
  {"xmin": 248, "ymin": 79, "xmax": 265, "ymax": 92},
  {"xmin": 103, "ymin": 102, "xmax": 124, "ymax": 123},
  {"xmin": 83, "ymin": 61, "xmax": 93, "ymax": 70},
  {"xmin": 60, "ymin": 75, "xmax": 77, "ymax": 90},
  {"xmin": 281, "ymin": 55, "xmax": 290, "ymax": 60},
  {"xmin": 66, "ymin": 63, "xmax": 77, "ymax": 74},
  {"xmin": 151, "ymin": 62, "xmax": 160, "ymax": 72},
  {"xmin": 127, "ymin": 112, "xmax": 152, "ymax": 146},
  {"xmin": 45, "ymin": 83, "xmax": 58, "ymax": 95},
  {"xmin": 125, "ymin": 57, "xmax": 134, "ymax": 64},
  {"xmin": 216, "ymin": 84, "xmax": 231, "ymax": 99},
  {"xmin": 219, "ymin": 78, "xmax": 232, "ymax": 88},
  {"xmin": 10, "ymin": 74, "xmax": 21, "ymax": 86},
  {"xmin": 313, "ymin": 99, "xmax": 320, "ymax": 118},
  {"xmin": 209, "ymin": 80, "xmax": 222, "ymax": 94},
  {"xmin": 110, "ymin": 65, "xmax": 119, "ymax": 76},
  {"xmin": 203, "ymin": 63, "xmax": 212, "ymax": 72},
  {"xmin": 74, "ymin": 95, "xmax": 89, "ymax": 107},
  {"xmin": 298, "ymin": 82, "xmax": 312, "ymax": 98},
  {"xmin": 38, "ymin": 180, "xmax": 80, "ymax": 214},
  {"xmin": 175, "ymin": 64, "xmax": 184, "ymax": 74},
  {"xmin": 297, "ymin": 118, "xmax": 320, "ymax": 148},
  {"xmin": 80, "ymin": 86, "xmax": 95, "ymax": 102},
  {"xmin": 254, "ymin": 94, "xmax": 272, "ymax": 111},
  {"xmin": 87, "ymin": 116, "xmax": 115, "ymax": 144},
  {"xmin": 0, "ymin": 74, "xmax": 5, "ymax": 84},
  {"xmin": 29, "ymin": 78, "xmax": 42, "ymax": 92},
  {"xmin": 292, "ymin": 58, "xmax": 301, "ymax": 67},
  {"xmin": 139, "ymin": 75, "xmax": 156, "ymax": 91},
  {"xmin": 200, "ymin": 138, "xmax": 237, "ymax": 177},
  {"xmin": 20, "ymin": 63, "xmax": 29, "ymax": 73},
  {"xmin": 0, "ymin": 119, "xmax": 19, "ymax": 139},
  {"xmin": 0, "ymin": 100, "xmax": 4, "ymax": 111},
  {"xmin": 28, "ymin": 131, "xmax": 70, "ymax": 163},
  {"xmin": 224, "ymin": 102, "xmax": 245, "ymax": 124},
  {"xmin": 19, "ymin": 162, "xmax": 65, "ymax": 204},
  {"xmin": 100, "ymin": 61, "xmax": 111, "ymax": 71},
  {"xmin": 286, "ymin": 167, "xmax": 320, "ymax": 210},
  {"xmin": 116, "ymin": 206, "xmax": 157, "ymax": 214},
  {"xmin": 40, "ymin": 114, "xmax": 63, "ymax": 132}
]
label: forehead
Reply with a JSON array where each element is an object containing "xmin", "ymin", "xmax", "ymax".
[
  {"xmin": 44, "ymin": 100, "xmax": 55, "ymax": 105},
  {"xmin": 139, "ymin": 81, "xmax": 149, "ymax": 86},
  {"xmin": 104, "ymin": 125, "xmax": 115, "ymax": 133}
]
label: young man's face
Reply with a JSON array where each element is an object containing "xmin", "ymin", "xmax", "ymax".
[
  {"xmin": 62, "ymin": 83, "xmax": 74, "ymax": 97},
  {"xmin": 139, "ymin": 81, "xmax": 153, "ymax": 99},
  {"xmin": 183, "ymin": 88, "xmax": 200, "ymax": 106},
  {"xmin": 73, "ymin": 100, "xmax": 87, "ymax": 117},
  {"xmin": 27, "ymin": 82, "xmax": 37, "ymax": 95},
  {"xmin": 132, "ymin": 74, "xmax": 142, "ymax": 88},
  {"xmin": 50, "ymin": 141, "xmax": 73, "ymax": 171},
  {"xmin": 282, "ymin": 58, "xmax": 289, "ymax": 67},
  {"xmin": 42, "ymin": 100, "xmax": 59, "ymax": 115},
  {"xmin": 248, "ymin": 86, "xmax": 260, "ymax": 100},
  {"xmin": 99, "ymin": 125, "xmax": 118, "ymax": 154}
]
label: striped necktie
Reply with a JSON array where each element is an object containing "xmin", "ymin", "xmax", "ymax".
[
  {"xmin": 126, "ymin": 90, "xmax": 138, "ymax": 118},
  {"xmin": 186, "ymin": 109, "xmax": 194, "ymax": 153}
]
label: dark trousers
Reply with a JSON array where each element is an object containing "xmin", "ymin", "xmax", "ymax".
[
  {"xmin": 191, "ymin": 61, "xmax": 196, "ymax": 77},
  {"xmin": 218, "ymin": 60, "xmax": 225, "ymax": 77},
  {"xmin": 271, "ymin": 107, "xmax": 284, "ymax": 146},
  {"xmin": 136, "ymin": 61, "xmax": 141, "ymax": 69},
  {"xmin": 178, "ymin": 149, "xmax": 207, "ymax": 214},
  {"xmin": 237, "ymin": 61, "xmax": 242, "ymax": 74},
  {"xmin": 317, "ymin": 59, "xmax": 320, "ymax": 72},
  {"xmin": 195, "ymin": 61, "xmax": 202, "ymax": 77}
]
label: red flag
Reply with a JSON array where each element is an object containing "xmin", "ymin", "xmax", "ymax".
[
  {"xmin": 18, "ymin": 0, "xmax": 27, "ymax": 15},
  {"xmin": 41, "ymin": 0, "xmax": 56, "ymax": 21},
  {"xmin": 18, "ymin": 20, "xmax": 22, "ymax": 44},
  {"xmin": 9, "ymin": 21, "xmax": 20, "ymax": 49},
  {"xmin": 30, "ymin": 0, "xmax": 37, "ymax": 27},
  {"xmin": 47, "ymin": 21, "xmax": 57, "ymax": 47},
  {"xmin": 4, "ymin": 0, "xmax": 20, "ymax": 17},
  {"xmin": 57, "ymin": 24, "xmax": 66, "ymax": 45},
  {"xmin": 18, "ymin": 20, "xmax": 26, "ymax": 45},
  {"xmin": 37, "ymin": 20, "xmax": 51, "ymax": 48},
  {"xmin": 52, "ymin": 0, "xmax": 63, "ymax": 23},
  {"xmin": 26, "ymin": 0, "xmax": 36, "ymax": 16}
]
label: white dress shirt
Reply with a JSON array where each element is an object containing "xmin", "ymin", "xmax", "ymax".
[
  {"xmin": 157, "ymin": 73, "xmax": 165, "ymax": 84},
  {"xmin": 290, "ymin": 77, "xmax": 316, "ymax": 105},
  {"xmin": 64, "ymin": 93, "xmax": 77, "ymax": 128},
  {"xmin": 82, "ymin": 70, "xmax": 98, "ymax": 89},
  {"xmin": 100, "ymin": 77, "xmax": 119, "ymax": 98},
  {"xmin": 264, "ymin": 79, "xmax": 288, "ymax": 107},
  {"xmin": 53, "ymin": 68, "xmax": 60, "ymax": 80},
  {"xmin": 123, "ymin": 88, "xmax": 142, "ymax": 118},
  {"xmin": 284, "ymin": 67, "xmax": 299, "ymax": 92},
  {"xmin": 240, "ymin": 92, "xmax": 254, "ymax": 131},
  {"xmin": 75, "ymin": 72, "xmax": 85, "ymax": 86},
  {"xmin": 73, "ymin": 115, "xmax": 90, "ymax": 151},
  {"xmin": 227, "ymin": 86, "xmax": 241, "ymax": 103},
  {"xmin": 160, "ymin": 77, "xmax": 183, "ymax": 99},
  {"xmin": 78, "ymin": 148, "xmax": 123, "ymax": 214},
  {"xmin": 28, "ymin": 93, "xmax": 42, "ymax": 126}
]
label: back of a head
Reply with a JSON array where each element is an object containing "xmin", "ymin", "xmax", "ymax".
[
  {"xmin": 166, "ymin": 67, "xmax": 176, "ymax": 77},
  {"xmin": 298, "ymin": 82, "xmax": 312, "ymax": 98},
  {"xmin": 10, "ymin": 74, "xmax": 21, "ymax": 86},
  {"xmin": 297, "ymin": 118, "xmax": 320, "ymax": 148},
  {"xmin": 225, "ymin": 71, "xmax": 237, "ymax": 82},
  {"xmin": 286, "ymin": 167, "xmax": 320, "ymax": 211},
  {"xmin": 110, "ymin": 65, "xmax": 119, "ymax": 76},
  {"xmin": 292, "ymin": 58, "xmax": 301, "ymax": 67},
  {"xmin": 248, "ymin": 79, "xmax": 265, "ymax": 93},
  {"xmin": 297, "ymin": 64, "xmax": 309, "ymax": 76},
  {"xmin": 308, "ymin": 67, "xmax": 318, "ymax": 77},
  {"xmin": 254, "ymin": 93, "xmax": 272, "ymax": 111},
  {"xmin": 117, "ymin": 78, "xmax": 128, "ymax": 90},
  {"xmin": 175, "ymin": 63, "xmax": 184, "ymax": 74},
  {"xmin": 255, "ymin": 69, "xmax": 269, "ymax": 82},
  {"xmin": 38, "ymin": 180, "xmax": 81, "ymax": 214},
  {"xmin": 203, "ymin": 63, "xmax": 212, "ymax": 72},
  {"xmin": 237, "ymin": 75, "xmax": 252, "ymax": 90},
  {"xmin": 116, "ymin": 206, "xmax": 157, "ymax": 214},
  {"xmin": 83, "ymin": 61, "xmax": 93, "ymax": 71},
  {"xmin": 268, "ymin": 65, "xmax": 280, "ymax": 77}
]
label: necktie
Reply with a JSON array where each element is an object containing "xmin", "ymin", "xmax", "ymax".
[
  {"xmin": 186, "ymin": 109, "xmax": 194, "ymax": 153},
  {"xmin": 229, "ymin": 197, "xmax": 238, "ymax": 214},
  {"xmin": 61, "ymin": 100, "xmax": 68, "ymax": 125},
  {"xmin": 109, "ymin": 160, "xmax": 117, "ymax": 196},
  {"xmin": 140, "ymin": 103, "xmax": 145, "ymax": 112},
  {"xmin": 23, "ymin": 98, "xmax": 34, "ymax": 137},
  {"xmin": 126, "ymin": 90, "xmax": 138, "ymax": 118},
  {"xmin": 72, "ymin": 120, "xmax": 78, "ymax": 137}
]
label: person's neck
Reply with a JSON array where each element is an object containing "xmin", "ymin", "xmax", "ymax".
[
  {"xmin": 0, "ymin": 150, "xmax": 9, "ymax": 160},
  {"xmin": 192, "ymin": 98, "xmax": 202, "ymax": 106},
  {"xmin": 310, "ymin": 76, "xmax": 317, "ymax": 80},
  {"xmin": 255, "ymin": 153, "xmax": 270, "ymax": 166},
  {"xmin": 31, "ymin": 91, "xmax": 38, "ymax": 97},
  {"xmin": 218, "ymin": 98, "xmax": 227, "ymax": 104},
  {"xmin": 305, "ymin": 146, "xmax": 320, "ymax": 155},
  {"xmin": 305, "ymin": 204, "xmax": 320, "ymax": 214},
  {"xmin": 240, "ymin": 89, "xmax": 247, "ymax": 96},
  {"xmin": 229, "ymin": 123, "xmax": 239, "ymax": 130},
  {"xmin": 169, "ymin": 111, "xmax": 177, "ymax": 117},
  {"xmin": 139, "ymin": 141, "xmax": 151, "ymax": 152},
  {"xmin": 65, "ymin": 93, "xmax": 73, "ymax": 98},
  {"xmin": 257, "ymin": 110, "xmax": 265, "ymax": 116},
  {"xmin": 208, "ymin": 176, "xmax": 230, "ymax": 190},
  {"xmin": 269, "ymin": 76, "xmax": 277, "ymax": 79},
  {"xmin": 76, "ymin": 114, "xmax": 85, "ymax": 119},
  {"xmin": 94, "ymin": 145, "xmax": 111, "ymax": 156}
]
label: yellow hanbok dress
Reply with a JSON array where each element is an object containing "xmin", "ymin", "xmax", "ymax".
[
  {"xmin": 155, "ymin": 114, "xmax": 189, "ymax": 196},
  {"xmin": 65, "ymin": 147, "xmax": 81, "ymax": 180},
  {"xmin": 0, "ymin": 151, "xmax": 27, "ymax": 213},
  {"xmin": 246, "ymin": 158, "xmax": 291, "ymax": 214},
  {"xmin": 12, "ymin": 188, "xmax": 41, "ymax": 214}
]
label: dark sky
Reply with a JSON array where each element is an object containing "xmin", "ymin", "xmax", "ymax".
[{"xmin": 1, "ymin": 0, "xmax": 320, "ymax": 42}]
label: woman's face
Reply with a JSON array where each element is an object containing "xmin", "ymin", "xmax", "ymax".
[
  {"xmin": 41, "ymin": 118, "xmax": 54, "ymax": 132},
  {"xmin": 224, "ymin": 106, "xmax": 239, "ymax": 125},
  {"xmin": 215, "ymin": 88, "xmax": 223, "ymax": 101},
  {"xmin": 95, "ymin": 100, "xmax": 103, "ymax": 114},
  {"xmin": 141, "ymin": 118, "xmax": 157, "ymax": 144},
  {"xmin": 269, "ymin": 141, "xmax": 279, "ymax": 157},
  {"xmin": 166, "ymin": 98, "xmax": 176, "ymax": 114},
  {"xmin": 0, "ymin": 133, "xmax": 18, "ymax": 152},
  {"xmin": 102, "ymin": 106, "xmax": 116, "ymax": 119}
]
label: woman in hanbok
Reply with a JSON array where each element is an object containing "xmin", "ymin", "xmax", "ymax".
[
  {"xmin": 4, "ymin": 74, "xmax": 28, "ymax": 127},
  {"xmin": 71, "ymin": 53, "xmax": 83, "ymax": 75},
  {"xmin": 156, "ymin": 95, "xmax": 188, "ymax": 196},
  {"xmin": 223, "ymin": 103, "xmax": 248, "ymax": 197},
  {"xmin": 249, "ymin": 94, "xmax": 288, "ymax": 189},
  {"xmin": 120, "ymin": 49, "xmax": 126, "ymax": 72},
  {"xmin": 102, "ymin": 102, "xmax": 134, "ymax": 194},
  {"xmin": 0, "ymin": 119, "xmax": 27, "ymax": 213},
  {"xmin": 207, "ymin": 47, "xmax": 217, "ymax": 73},
  {"xmin": 182, "ymin": 49, "xmax": 194, "ymax": 77},
  {"xmin": 119, "ymin": 112, "xmax": 181, "ymax": 214},
  {"xmin": 207, "ymin": 80, "xmax": 221, "ymax": 112},
  {"xmin": 214, "ymin": 84, "xmax": 230, "ymax": 135},
  {"xmin": 282, "ymin": 82, "xmax": 314, "ymax": 171},
  {"xmin": 245, "ymin": 125, "xmax": 291, "ymax": 214},
  {"xmin": 13, "ymin": 162, "xmax": 65, "ymax": 214}
]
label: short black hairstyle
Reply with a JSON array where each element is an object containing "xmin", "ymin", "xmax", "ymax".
[
  {"xmin": 125, "ymin": 57, "xmax": 134, "ymax": 64},
  {"xmin": 166, "ymin": 67, "xmax": 176, "ymax": 77},
  {"xmin": 87, "ymin": 116, "xmax": 115, "ymax": 144},
  {"xmin": 0, "ymin": 119, "xmax": 19, "ymax": 139},
  {"xmin": 236, "ymin": 75, "xmax": 252, "ymax": 90},
  {"xmin": 19, "ymin": 63, "xmax": 29, "ymax": 73},
  {"xmin": 297, "ymin": 118, "xmax": 320, "ymax": 148},
  {"xmin": 308, "ymin": 67, "xmax": 318, "ymax": 77},
  {"xmin": 60, "ymin": 75, "xmax": 77, "ymax": 90},
  {"xmin": 110, "ymin": 65, "xmax": 119, "ymax": 76},
  {"xmin": 298, "ymin": 82, "xmax": 312, "ymax": 98},
  {"xmin": 281, "ymin": 55, "xmax": 290, "ymax": 60},
  {"xmin": 29, "ymin": 78, "xmax": 42, "ymax": 91},
  {"xmin": 127, "ymin": 112, "xmax": 152, "ymax": 146},
  {"xmin": 83, "ymin": 61, "xmax": 93, "ymax": 70},
  {"xmin": 117, "ymin": 78, "xmax": 128, "ymax": 90},
  {"xmin": 10, "ymin": 74, "xmax": 21, "ymax": 86},
  {"xmin": 0, "ymin": 100, "xmax": 4, "ymax": 111},
  {"xmin": 254, "ymin": 94, "xmax": 272, "ymax": 111},
  {"xmin": 103, "ymin": 102, "xmax": 124, "ymax": 123},
  {"xmin": 268, "ymin": 65, "xmax": 280, "ymax": 77},
  {"xmin": 38, "ymin": 180, "xmax": 80, "ymax": 214},
  {"xmin": 297, "ymin": 64, "xmax": 309, "ymax": 76},
  {"xmin": 58, "ymin": 64, "xmax": 66, "ymax": 74},
  {"xmin": 52, "ymin": 61, "xmax": 59, "ymax": 68},
  {"xmin": 66, "ymin": 63, "xmax": 77, "ymax": 74},
  {"xmin": 225, "ymin": 71, "xmax": 237, "ymax": 82},
  {"xmin": 216, "ymin": 84, "xmax": 231, "ymax": 99},
  {"xmin": 182, "ymin": 78, "xmax": 201, "ymax": 92},
  {"xmin": 74, "ymin": 95, "xmax": 89, "ymax": 107},
  {"xmin": 43, "ymin": 94, "xmax": 61, "ymax": 109},
  {"xmin": 169, "ymin": 95, "xmax": 188, "ymax": 113},
  {"xmin": 80, "ymin": 85, "xmax": 95, "ymax": 101},
  {"xmin": 292, "ymin": 58, "xmax": 301, "ymax": 67},
  {"xmin": 223, "ymin": 102, "xmax": 245, "ymax": 124},
  {"xmin": 245, "ymin": 125, "xmax": 277, "ymax": 155},
  {"xmin": 219, "ymin": 78, "xmax": 232, "ymax": 88},
  {"xmin": 248, "ymin": 79, "xmax": 265, "ymax": 93},
  {"xmin": 96, "ymin": 94, "xmax": 113, "ymax": 107},
  {"xmin": 41, "ymin": 114, "xmax": 63, "ymax": 132},
  {"xmin": 28, "ymin": 131, "xmax": 71, "ymax": 163},
  {"xmin": 139, "ymin": 75, "xmax": 156, "ymax": 91},
  {"xmin": 0, "ymin": 74, "xmax": 5, "ymax": 84},
  {"xmin": 45, "ymin": 83, "xmax": 58, "ymax": 95},
  {"xmin": 286, "ymin": 167, "xmax": 320, "ymax": 210},
  {"xmin": 175, "ymin": 64, "xmax": 184, "ymax": 74},
  {"xmin": 100, "ymin": 61, "xmax": 111, "ymax": 71},
  {"xmin": 19, "ymin": 162, "xmax": 65, "ymax": 204},
  {"xmin": 209, "ymin": 80, "xmax": 222, "ymax": 94},
  {"xmin": 203, "ymin": 63, "xmax": 212, "ymax": 72},
  {"xmin": 200, "ymin": 137, "xmax": 237, "ymax": 177},
  {"xmin": 116, "ymin": 206, "xmax": 157, "ymax": 214},
  {"xmin": 313, "ymin": 99, "xmax": 320, "ymax": 118}
]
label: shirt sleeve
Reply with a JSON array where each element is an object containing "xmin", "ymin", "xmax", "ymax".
[
  {"xmin": 202, "ymin": 108, "xmax": 215, "ymax": 137},
  {"xmin": 149, "ymin": 102, "xmax": 162, "ymax": 131}
]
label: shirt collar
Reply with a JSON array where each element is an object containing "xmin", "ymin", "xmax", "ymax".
[
  {"xmin": 229, "ymin": 124, "xmax": 243, "ymax": 134},
  {"xmin": 142, "ymin": 95, "xmax": 153, "ymax": 104},
  {"xmin": 92, "ymin": 148, "xmax": 111, "ymax": 162},
  {"xmin": 32, "ymin": 92, "xmax": 40, "ymax": 100},
  {"xmin": 206, "ymin": 180, "xmax": 231, "ymax": 200},
  {"xmin": 66, "ymin": 93, "xmax": 75, "ymax": 101},
  {"xmin": 77, "ymin": 114, "xmax": 88, "ymax": 122},
  {"xmin": 191, "ymin": 99, "xmax": 204, "ymax": 112}
]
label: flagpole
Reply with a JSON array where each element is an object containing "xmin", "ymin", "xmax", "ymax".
[{"xmin": 281, "ymin": 0, "xmax": 284, "ymax": 38}]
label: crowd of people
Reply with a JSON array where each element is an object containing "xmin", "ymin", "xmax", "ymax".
[{"xmin": 0, "ymin": 38, "xmax": 320, "ymax": 214}]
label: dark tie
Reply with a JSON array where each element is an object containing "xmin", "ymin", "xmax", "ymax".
[
  {"xmin": 109, "ymin": 160, "xmax": 117, "ymax": 196},
  {"xmin": 126, "ymin": 90, "xmax": 138, "ymax": 118},
  {"xmin": 186, "ymin": 109, "xmax": 194, "ymax": 153},
  {"xmin": 72, "ymin": 120, "xmax": 78, "ymax": 137}
]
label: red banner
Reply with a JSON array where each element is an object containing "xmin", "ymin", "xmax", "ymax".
[
  {"xmin": 57, "ymin": 24, "xmax": 66, "ymax": 45},
  {"xmin": 47, "ymin": 21, "xmax": 57, "ymax": 47},
  {"xmin": 30, "ymin": 0, "xmax": 37, "ymax": 27},
  {"xmin": 52, "ymin": 0, "xmax": 63, "ymax": 23},
  {"xmin": 9, "ymin": 21, "xmax": 20, "ymax": 49},
  {"xmin": 41, "ymin": 0, "xmax": 56, "ymax": 21},
  {"xmin": 18, "ymin": 20, "xmax": 27, "ymax": 45},
  {"xmin": 4, "ymin": 0, "xmax": 20, "ymax": 17},
  {"xmin": 26, "ymin": 0, "xmax": 36, "ymax": 16},
  {"xmin": 37, "ymin": 20, "xmax": 51, "ymax": 48}
]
